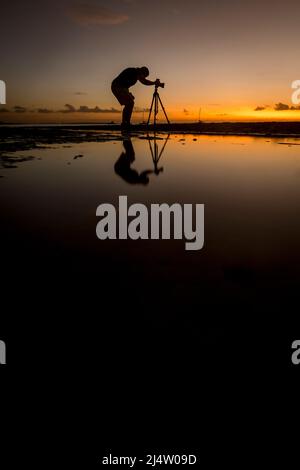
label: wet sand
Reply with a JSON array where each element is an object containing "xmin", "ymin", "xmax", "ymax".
[{"xmin": 1, "ymin": 121, "xmax": 300, "ymax": 154}]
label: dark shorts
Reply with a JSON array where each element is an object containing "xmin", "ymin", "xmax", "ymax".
[{"xmin": 111, "ymin": 82, "xmax": 134, "ymax": 106}]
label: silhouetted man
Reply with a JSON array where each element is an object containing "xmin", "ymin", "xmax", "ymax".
[
  {"xmin": 114, "ymin": 137, "xmax": 153, "ymax": 185},
  {"xmin": 111, "ymin": 66, "xmax": 163, "ymax": 129}
]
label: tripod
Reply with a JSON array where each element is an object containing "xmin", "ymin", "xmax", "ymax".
[
  {"xmin": 147, "ymin": 84, "xmax": 170, "ymax": 127},
  {"xmin": 147, "ymin": 133, "xmax": 170, "ymax": 174}
]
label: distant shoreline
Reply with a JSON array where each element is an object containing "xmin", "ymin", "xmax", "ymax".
[
  {"xmin": 1, "ymin": 121, "xmax": 300, "ymax": 128},
  {"xmin": 1, "ymin": 121, "xmax": 300, "ymax": 154}
]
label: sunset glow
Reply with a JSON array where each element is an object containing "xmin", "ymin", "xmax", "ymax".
[{"xmin": 1, "ymin": 0, "xmax": 300, "ymax": 123}]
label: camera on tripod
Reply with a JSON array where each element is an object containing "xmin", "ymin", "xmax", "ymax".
[
  {"xmin": 155, "ymin": 79, "xmax": 165, "ymax": 88},
  {"xmin": 147, "ymin": 78, "xmax": 170, "ymax": 126}
]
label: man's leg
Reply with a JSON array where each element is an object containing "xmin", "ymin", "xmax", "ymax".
[
  {"xmin": 121, "ymin": 91, "xmax": 134, "ymax": 127},
  {"xmin": 111, "ymin": 85, "xmax": 135, "ymax": 128},
  {"xmin": 122, "ymin": 99, "xmax": 134, "ymax": 127}
]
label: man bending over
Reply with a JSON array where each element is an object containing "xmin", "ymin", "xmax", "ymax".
[{"xmin": 111, "ymin": 66, "xmax": 163, "ymax": 129}]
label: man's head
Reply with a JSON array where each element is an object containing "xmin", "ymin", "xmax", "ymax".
[{"xmin": 139, "ymin": 66, "xmax": 149, "ymax": 77}]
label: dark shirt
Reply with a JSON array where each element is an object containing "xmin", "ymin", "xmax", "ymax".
[{"xmin": 113, "ymin": 68, "xmax": 139, "ymax": 89}]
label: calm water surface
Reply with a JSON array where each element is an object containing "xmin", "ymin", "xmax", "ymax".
[{"xmin": 1, "ymin": 133, "xmax": 300, "ymax": 338}]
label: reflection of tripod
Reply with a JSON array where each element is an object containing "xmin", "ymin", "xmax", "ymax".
[
  {"xmin": 147, "ymin": 85, "xmax": 170, "ymax": 127},
  {"xmin": 147, "ymin": 133, "xmax": 170, "ymax": 174}
]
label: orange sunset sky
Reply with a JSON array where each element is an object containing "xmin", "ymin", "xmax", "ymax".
[{"xmin": 1, "ymin": 0, "xmax": 300, "ymax": 123}]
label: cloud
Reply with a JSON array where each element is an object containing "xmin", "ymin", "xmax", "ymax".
[
  {"xmin": 77, "ymin": 105, "xmax": 121, "ymax": 113},
  {"xmin": 274, "ymin": 102, "xmax": 300, "ymax": 111},
  {"xmin": 274, "ymin": 102, "xmax": 290, "ymax": 111},
  {"xmin": 254, "ymin": 106, "xmax": 265, "ymax": 111},
  {"xmin": 77, "ymin": 105, "xmax": 97, "ymax": 112},
  {"xmin": 57, "ymin": 104, "xmax": 121, "ymax": 113},
  {"xmin": 68, "ymin": 3, "xmax": 129, "ymax": 26},
  {"xmin": 14, "ymin": 105, "xmax": 27, "ymax": 113},
  {"xmin": 60, "ymin": 104, "xmax": 77, "ymax": 113},
  {"xmin": 133, "ymin": 107, "xmax": 150, "ymax": 113},
  {"xmin": 37, "ymin": 108, "xmax": 54, "ymax": 113},
  {"xmin": 1, "ymin": 103, "xmax": 137, "ymax": 115}
]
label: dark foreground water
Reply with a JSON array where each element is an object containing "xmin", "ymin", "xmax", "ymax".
[{"xmin": 1, "ymin": 132, "xmax": 300, "ymax": 372}]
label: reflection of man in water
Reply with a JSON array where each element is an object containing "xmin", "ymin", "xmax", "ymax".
[
  {"xmin": 114, "ymin": 138, "xmax": 153, "ymax": 185},
  {"xmin": 111, "ymin": 66, "xmax": 163, "ymax": 129}
]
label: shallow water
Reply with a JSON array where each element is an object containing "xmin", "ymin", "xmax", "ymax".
[
  {"xmin": 1, "ymin": 133, "xmax": 300, "ymax": 255},
  {"xmin": 1, "ymin": 133, "xmax": 300, "ymax": 338}
]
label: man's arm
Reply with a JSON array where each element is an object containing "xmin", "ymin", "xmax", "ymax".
[{"xmin": 138, "ymin": 75, "xmax": 157, "ymax": 86}]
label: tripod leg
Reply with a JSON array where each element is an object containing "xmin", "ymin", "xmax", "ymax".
[
  {"xmin": 147, "ymin": 93, "xmax": 155, "ymax": 126},
  {"xmin": 154, "ymin": 136, "xmax": 158, "ymax": 163},
  {"xmin": 154, "ymin": 94, "xmax": 158, "ymax": 128},
  {"xmin": 158, "ymin": 94, "xmax": 170, "ymax": 124},
  {"xmin": 147, "ymin": 135, "xmax": 155, "ymax": 163},
  {"xmin": 158, "ymin": 133, "xmax": 170, "ymax": 162}
]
